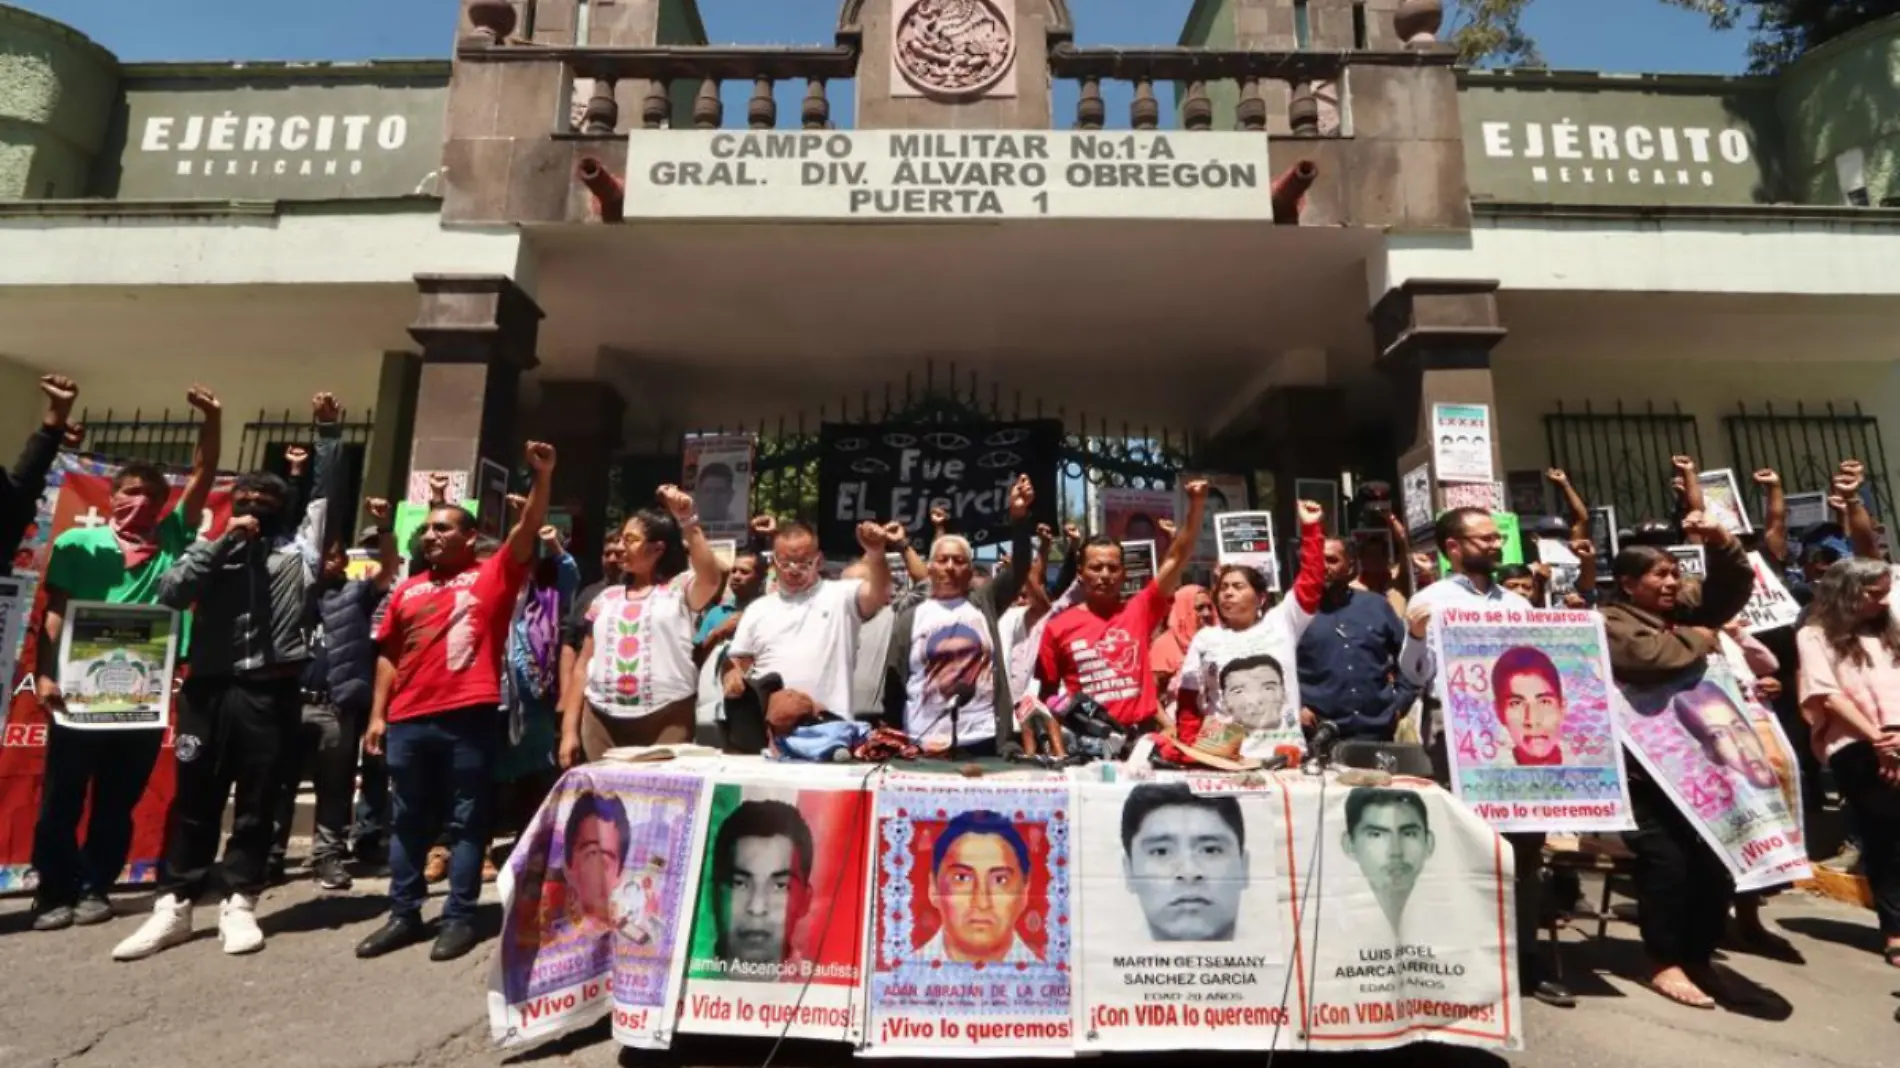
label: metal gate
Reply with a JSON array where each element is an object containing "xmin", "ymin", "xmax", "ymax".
[
  {"xmin": 642, "ymin": 361, "xmax": 1193, "ymax": 544},
  {"xmin": 1544, "ymin": 400, "xmax": 1703, "ymax": 526},
  {"xmin": 1724, "ymin": 401, "xmax": 1894, "ymax": 522}
]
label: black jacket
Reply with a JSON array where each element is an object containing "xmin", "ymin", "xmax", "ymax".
[{"xmin": 1, "ymin": 423, "xmax": 62, "ymax": 576}]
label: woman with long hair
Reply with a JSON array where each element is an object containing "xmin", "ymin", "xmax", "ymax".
[
  {"xmin": 1172, "ymin": 501, "xmax": 1325, "ymax": 750},
  {"xmin": 559, "ymin": 486, "xmax": 725, "ymax": 765},
  {"xmin": 1599, "ymin": 509, "xmax": 1756, "ymax": 1008},
  {"xmin": 1797, "ymin": 556, "xmax": 1900, "ymax": 966}
]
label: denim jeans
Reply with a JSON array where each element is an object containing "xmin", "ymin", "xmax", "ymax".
[
  {"xmin": 30, "ymin": 723, "xmax": 164, "ymax": 905},
  {"xmin": 385, "ymin": 705, "xmax": 498, "ymax": 924}
]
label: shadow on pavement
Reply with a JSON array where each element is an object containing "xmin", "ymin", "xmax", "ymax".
[
  {"xmin": 1778, "ymin": 915, "xmax": 1884, "ymax": 956},
  {"xmin": 262, "ymin": 892, "xmax": 395, "ymax": 935}
]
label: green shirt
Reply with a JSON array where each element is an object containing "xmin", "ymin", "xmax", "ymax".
[{"xmin": 46, "ymin": 510, "xmax": 195, "ymax": 647}]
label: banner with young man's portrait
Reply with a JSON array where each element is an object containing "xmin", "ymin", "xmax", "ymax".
[
  {"xmin": 488, "ymin": 766, "xmax": 709, "ymax": 1049},
  {"xmin": 1070, "ymin": 777, "xmax": 1290, "ymax": 1051},
  {"xmin": 678, "ymin": 773, "xmax": 873, "ymax": 1043},
  {"xmin": 861, "ymin": 778, "xmax": 1074, "ymax": 1057}
]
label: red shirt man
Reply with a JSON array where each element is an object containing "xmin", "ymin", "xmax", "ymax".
[
  {"xmin": 377, "ymin": 548, "xmax": 528, "ymax": 721},
  {"xmin": 1037, "ymin": 482, "xmax": 1209, "ymax": 727}
]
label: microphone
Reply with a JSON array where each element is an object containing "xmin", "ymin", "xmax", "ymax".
[
  {"xmin": 948, "ymin": 681, "xmax": 976, "ymax": 759},
  {"xmin": 1305, "ymin": 719, "xmax": 1341, "ymax": 773}
]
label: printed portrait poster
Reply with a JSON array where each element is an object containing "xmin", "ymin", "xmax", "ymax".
[
  {"xmin": 1285, "ymin": 782, "xmax": 1520, "ymax": 1053},
  {"xmin": 1532, "ymin": 538, "xmax": 1581, "ymax": 601},
  {"xmin": 1071, "ymin": 778, "xmax": 1292, "ymax": 1051},
  {"xmin": 55, "ymin": 602, "xmax": 179, "ymax": 729},
  {"xmin": 862, "ymin": 779, "xmax": 1073, "ymax": 1057},
  {"xmin": 1430, "ymin": 607, "xmax": 1633, "ymax": 834},
  {"xmin": 1216, "ymin": 512, "xmax": 1280, "ymax": 593},
  {"xmin": 1697, "ymin": 469, "xmax": 1753, "ymax": 535},
  {"xmin": 1180, "ymin": 472, "xmax": 1250, "ymax": 564},
  {"xmin": 1732, "ymin": 702, "xmax": 1814, "ymax": 892},
  {"xmin": 0, "ymin": 452, "xmax": 234, "ymax": 892},
  {"xmin": 679, "ymin": 777, "xmax": 872, "ymax": 1042},
  {"xmin": 1101, "ymin": 488, "xmax": 1175, "ymax": 557},
  {"xmin": 1613, "ymin": 658, "xmax": 1806, "ymax": 881},
  {"xmin": 1738, "ymin": 551, "xmax": 1801, "ymax": 634},
  {"xmin": 683, "ymin": 434, "xmax": 756, "ymax": 542},
  {"xmin": 0, "ymin": 578, "xmax": 27, "ymax": 708},
  {"xmin": 1588, "ymin": 505, "xmax": 1618, "ymax": 563},
  {"xmin": 1431, "ymin": 404, "xmax": 1495, "ymax": 485},
  {"xmin": 1400, "ymin": 463, "xmax": 1433, "ymax": 535},
  {"xmin": 489, "ymin": 766, "xmax": 709, "ymax": 1050}
]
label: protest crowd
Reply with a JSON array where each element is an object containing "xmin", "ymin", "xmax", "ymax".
[{"xmin": 3, "ymin": 370, "xmax": 1896, "ymax": 1047}]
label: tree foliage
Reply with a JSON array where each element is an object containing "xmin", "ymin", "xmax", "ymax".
[{"xmin": 1447, "ymin": 1, "xmax": 1900, "ymax": 72}]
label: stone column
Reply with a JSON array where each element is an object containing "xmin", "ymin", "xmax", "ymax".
[
  {"xmin": 405, "ymin": 274, "xmax": 542, "ymax": 505},
  {"xmin": 1372, "ymin": 279, "xmax": 1508, "ymax": 545},
  {"xmin": 520, "ymin": 379, "xmax": 626, "ymax": 576}
]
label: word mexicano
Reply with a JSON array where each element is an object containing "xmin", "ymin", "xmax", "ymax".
[
  {"xmin": 1479, "ymin": 119, "xmax": 1753, "ymax": 187},
  {"xmin": 139, "ymin": 113, "xmax": 413, "ymax": 177}
]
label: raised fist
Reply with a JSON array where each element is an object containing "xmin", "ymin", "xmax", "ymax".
[
  {"xmin": 1670, "ymin": 455, "xmax": 1697, "ymax": 476},
  {"xmin": 1008, "ymin": 475, "xmax": 1034, "ymax": 519},
  {"xmin": 856, "ymin": 521, "xmax": 889, "ymax": 553},
  {"xmin": 365, "ymin": 497, "xmax": 392, "ymax": 523},
  {"xmin": 524, "ymin": 441, "xmax": 556, "ymax": 473},
  {"xmin": 1063, "ymin": 522, "xmax": 1082, "ymax": 544},
  {"xmin": 427, "ymin": 472, "xmax": 451, "ymax": 504},
  {"xmin": 1183, "ymin": 479, "xmax": 1210, "ymax": 503},
  {"xmin": 1568, "ymin": 537, "xmax": 1595, "ymax": 561},
  {"xmin": 284, "ymin": 445, "xmax": 309, "ymax": 473},
  {"xmin": 311, "ymin": 392, "xmax": 341, "ymax": 424},
  {"xmin": 61, "ymin": 422, "xmax": 86, "ymax": 450},
  {"xmin": 538, "ymin": 525, "xmax": 563, "ymax": 548},
  {"xmin": 1296, "ymin": 499, "xmax": 1325, "ymax": 527},
  {"xmin": 185, "ymin": 385, "xmax": 221, "ymax": 414},
  {"xmin": 1544, "ymin": 468, "xmax": 1568, "ymax": 485},
  {"xmin": 1035, "ymin": 523, "xmax": 1055, "ymax": 545},
  {"xmin": 1752, "ymin": 469, "xmax": 1780, "ymax": 487},
  {"xmin": 929, "ymin": 506, "xmax": 950, "ymax": 531},
  {"xmin": 1156, "ymin": 519, "xmax": 1177, "ymax": 541},
  {"xmin": 1680, "ymin": 510, "xmax": 1723, "ymax": 541},
  {"xmin": 39, "ymin": 375, "xmax": 77, "ymax": 424},
  {"xmin": 881, "ymin": 521, "xmax": 908, "ymax": 547},
  {"xmin": 505, "ymin": 494, "xmax": 527, "ymax": 514},
  {"xmin": 655, "ymin": 484, "xmax": 695, "ymax": 521},
  {"xmin": 750, "ymin": 514, "xmax": 778, "ymax": 539}
]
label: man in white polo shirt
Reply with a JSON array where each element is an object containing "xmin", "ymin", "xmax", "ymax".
[
  {"xmin": 1395, "ymin": 506, "xmax": 1571, "ymax": 1010},
  {"xmin": 723, "ymin": 519, "xmax": 894, "ymax": 723}
]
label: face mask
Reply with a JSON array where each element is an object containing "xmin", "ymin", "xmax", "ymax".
[{"xmin": 109, "ymin": 491, "xmax": 168, "ymax": 568}]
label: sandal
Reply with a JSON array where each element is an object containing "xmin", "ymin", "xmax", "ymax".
[
  {"xmin": 1883, "ymin": 944, "xmax": 1900, "ymax": 968},
  {"xmin": 1648, "ymin": 972, "xmax": 1716, "ymax": 1010}
]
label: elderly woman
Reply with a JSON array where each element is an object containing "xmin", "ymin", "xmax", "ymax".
[
  {"xmin": 1600, "ymin": 509, "xmax": 1754, "ymax": 1009},
  {"xmin": 880, "ymin": 476, "xmax": 1035, "ymax": 756}
]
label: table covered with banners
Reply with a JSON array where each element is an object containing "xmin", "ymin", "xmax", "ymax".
[{"xmin": 487, "ymin": 757, "xmax": 1523, "ymax": 1056}]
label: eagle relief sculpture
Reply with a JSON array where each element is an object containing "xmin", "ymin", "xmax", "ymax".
[{"xmin": 895, "ymin": 0, "xmax": 1016, "ymax": 97}]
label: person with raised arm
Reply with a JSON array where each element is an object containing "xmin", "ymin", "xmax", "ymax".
[
  {"xmin": 30, "ymin": 384, "xmax": 215, "ymax": 936},
  {"xmin": 2, "ymin": 374, "xmax": 77, "ymax": 575},
  {"xmin": 355, "ymin": 441, "xmax": 556, "ymax": 963}
]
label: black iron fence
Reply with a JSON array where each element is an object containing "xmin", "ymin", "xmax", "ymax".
[
  {"xmin": 1724, "ymin": 401, "xmax": 1893, "ymax": 522},
  {"xmin": 1544, "ymin": 400, "xmax": 1703, "ymax": 526},
  {"xmin": 78, "ymin": 408, "xmax": 204, "ymax": 469}
]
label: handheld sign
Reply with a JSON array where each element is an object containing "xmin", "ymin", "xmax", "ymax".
[
  {"xmin": 1119, "ymin": 540, "xmax": 1157, "ymax": 600},
  {"xmin": 1667, "ymin": 544, "xmax": 1707, "ymax": 580},
  {"xmin": 1739, "ymin": 551, "xmax": 1800, "ymax": 633},
  {"xmin": 1214, "ymin": 511, "xmax": 1279, "ymax": 592}
]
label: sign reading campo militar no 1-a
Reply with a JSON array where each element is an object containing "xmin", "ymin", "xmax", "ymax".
[
  {"xmin": 625, "ymin": 130, "xmax": 1272, "ymax": 219},
  {"xmin": 106, "ymin": 76, "xmax": 448, "ymax": 200},
  {"xmin": 1458, "ymin": 78, "xmax": 1777, "ymax": 206}
]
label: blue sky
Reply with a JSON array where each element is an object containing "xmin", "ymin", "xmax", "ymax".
[{"xmin": 21, "ymin": 0, "xmax": 1749, "ymax": 127}]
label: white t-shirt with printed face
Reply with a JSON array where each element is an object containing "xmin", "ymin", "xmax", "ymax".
[
  {"xmin": 1178, "ymin": 602, "xmax": 1315, "ymax": 758},
  {"xmin": 904, "ymin": 597, "xmax": 997, "ymax": 749},
  {"xmin": 729, "ymin": 578, "xmax": 867, "ymax": 715},
  {"xmin": 584, "ymin": 573, "xmax": 699, "ymax": 718}
]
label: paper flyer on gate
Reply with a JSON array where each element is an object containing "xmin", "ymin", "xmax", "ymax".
[
  {"xmin": 1283, "ymin": 782, "xmax": 1519, "ymax": 1052},
  {"xmin": 1613, "ymin": 658, "xmax": 1806, "ymax": 881},
  {"xmin": 1431, "ymin": 607, "xmax": 1634, "ymax": 833},
  {"xmin": 489, "ymin": 767, "xmax": 709, "ymax": 1049},
  {"xmin": 860, "ymin": 780, "xmax": 1074, "ymax": 1058},
  {"xmin": 1071, "ymin": 778, "xmax": 1293, "ymax": 1052},
  {"xmin": 677, "ymin": 777, "xmax": 873, "ymax": 1043}
]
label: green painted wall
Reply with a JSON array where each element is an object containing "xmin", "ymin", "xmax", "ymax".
[
  {"xmin": 0, "ymin": 4, "xmax": 119, "ymax": 200},
  {"xmin": 1776, "ymin": 15, "xmax": 1900, "ymax": 206}
]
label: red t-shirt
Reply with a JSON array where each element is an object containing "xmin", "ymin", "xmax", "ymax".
[
  {"xmin": 376, "ymin": 551, "xmax": 529, "ymax": 722},
  {"xmin": 1036, "ymin": 581, "xmax": 1168, "ymax": 727}
]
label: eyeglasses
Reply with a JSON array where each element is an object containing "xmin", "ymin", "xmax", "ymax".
[{"xmin": 777, "ymin": 556, "xmax": 822, "ymax": 574}]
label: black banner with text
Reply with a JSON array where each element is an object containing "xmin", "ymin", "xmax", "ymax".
[{"xmin": 818, "ymin": 421, "xmax": 1061, "ymax": 552}]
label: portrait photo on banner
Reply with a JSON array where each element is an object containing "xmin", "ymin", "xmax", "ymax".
[
  {"xmin": 1431, "ymin": 607, "xmax": 1633, "ymax": 833},
  {"xmin": 491, "ymin": 768, "xmax": 706, "ymax": 1048},
  {"xmin": 1071, "ymin": 779, "xmax": 1291, "ymax": 1051},
  {"xmin": 1284, "ymin": 784, "xmax": 1515, "ymax": 1049},
  {"xmin": 1614, "ymin": 657, "xmax": 1807, "ymax": 881},
  {"xmin": 1101, "ymin": 488, "xmax": 1176, "ymax": 556},
  {"xmin": 864, "ymin": 780, "xmax": 1073, "ymax": 1055},
  {"xmin": 678, "ymin": 779, "xmax": 872, "ymax": 1041}
]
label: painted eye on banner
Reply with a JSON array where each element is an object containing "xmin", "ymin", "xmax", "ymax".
[
  {"xmin": 976, "ymin": 451, "xmax": 1020, "ymax": 469},
  {"xmin": 984, "ymin": 428, "xmax": 1029, "ymax": 447},
  {"xmin": 835, "ymin": 438, "xmax": 868, "ymax": 453},
  {"xmin": 851, "ymin": 458, "xmax": 891, "ymax": 475},
  {"xmin": 972, "ymin": 530, "xmax": 991, "ymax": 543},
  {"xmin": 924, "ymin": 432, "xmax": 970, "ymax": 451},
  {"xmin": 882, "ymin": 432, "xmax": 918, "ymax": 449}
]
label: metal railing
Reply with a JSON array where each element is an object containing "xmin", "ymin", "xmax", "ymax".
[
  {"xmin": 1544, "ymin": 400, "xmax": 1704, "ymax": 526},
  {"xmin": 1724, "ymin": 401, "xmax": 1893, "ymax": 522}
]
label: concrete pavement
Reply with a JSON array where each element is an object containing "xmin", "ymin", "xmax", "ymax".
[{"xmin": 0, "ymin": 875, "xmax": 1893, "ymax": 1068}]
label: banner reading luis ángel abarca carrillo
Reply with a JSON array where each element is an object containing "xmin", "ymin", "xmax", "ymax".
[
  {"xmin": 489, "ymin": 766, "xmax": 708, "ymax": 1049},
  {"xmin": 1285, "ymin": 782, "xmax": 1520, "ymax": 1053},
  {"xmin": 1071, "ymin": 776, "xmax": 1292, "ymax": 1051},
  {"xmin": 860, "ymin": 778, "xmax": 1074, "ymax": 1058},
  {"xmin": 677, "ymin": 774, "xmax": 873, "ymax": 1043},
  {"xmin": 1432, "ymin": 606, "xmax": 1633, "ymax": 833}
]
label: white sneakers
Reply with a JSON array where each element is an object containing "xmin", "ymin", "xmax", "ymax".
[
  {"xmin": 218, "ymin": 894, "xmax": 264, "ymax": 955},
  {"xmin": 111, "ymin": 893, "xmax": 193, "ymax": 961},
  {"xmin": 110, "ymin": 893, "xmax": 266, "ymax": 960}
]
